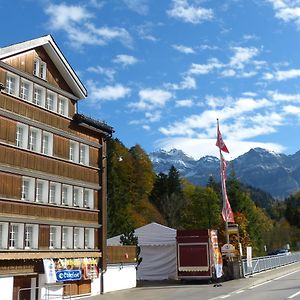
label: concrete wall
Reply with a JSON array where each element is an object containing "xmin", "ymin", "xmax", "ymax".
[{"xmin": 103, "ymin": 264, "xmax": 136, "ymax": 293}]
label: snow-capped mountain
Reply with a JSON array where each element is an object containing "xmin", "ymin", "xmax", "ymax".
[{"xmin": 149, "ymin": 147, "xmax": 300, "ymax": 199}]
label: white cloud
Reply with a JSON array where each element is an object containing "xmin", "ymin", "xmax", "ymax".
[
  {"xmin": 268, "ymin": 0, "xmax": 300, "ymax": 29},
  {"xmin": 269, "ymin": 91, "xmax": 300, "ymax": 102},
  {"xmin": 221, "ymin": 69, "xmax": 236, "ymax": 77},
  {"xmin": 45, "ymin": 3, "xmax": 133, "ymax": 48},
  {"xmin": 145, "ymin": 111, "xmax": 162, "ymax": 122},
  {"xmin": 167, "ymin": 0, "xmax": 214, "ymax": 24},
  {"xmin": 165, "ymin": 75, "xmax": 197, "ymax": 90},
  {"xmin": 264, "ymin": 69, "xmax": 300, "ymax": 81},
  {"xmin": 172, "ymin": 44, "xmax": 195, "ymax": 54},
  {"xmin": 188, "ymin": 58, "xmax": 223, "ymax": 75},
  {"xmin": 87, "ymin": 81, "xmax": 131, "ymax": 101},
  {"xmin": 175, "ymin": 99, "xmax": 193, "ymax": 107},
  {"xmin": 155, "ymin": 137, "xmax": 285, "ymax": 160},
  {"xmin": 113, "ymin": 54, "xmax": 139, "ymax": 67},
  {"xmin": 128, "ymin": 88, "xmax": 173, "ymax": 110},
  {"xmin": 229, "ymin": 47, "xmax": 260, "ymax": 69},
  {"xmin": 123, "ymin": 0, "xmax": 149, "ymax": 15},
  {"xmin": 283, "ymin": 105, "xmax": 300, "ymax": 115},
  {"xmin": 87, "ymin": 66, "xmax": 116, "ymax": 81}
]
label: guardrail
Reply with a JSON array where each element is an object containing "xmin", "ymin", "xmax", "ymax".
[{"xmin": 241, "ymin": 252, "xmax": 300, "ymax": 277}]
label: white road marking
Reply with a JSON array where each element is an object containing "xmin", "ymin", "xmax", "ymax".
[
  {"xmin": 288, "ymin": 290, "xmax": 300, "ymax": 299},
  {"xmin": 235, "ymin": 290, "xmax": 245, "ymax": 294},
  {"xmin": 274, "ymin": 270, "xmax": 300, "ymax": 281},
  {"xmin": 219, "ymin": 295, "xmax": 230, "ymax": 299},
  {"xmin": 249, "ymin": 281, "xmax": 270, "ymax": 289}
]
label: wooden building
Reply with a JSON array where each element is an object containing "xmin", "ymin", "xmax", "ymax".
[{"xmin": 0, "ymin": 35, "xmax": 113, "ymax": 300}]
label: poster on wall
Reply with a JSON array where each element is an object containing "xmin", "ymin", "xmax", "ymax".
[{"xmin": 43, "ymin": 259, "xmax": 57, "ymax": 284}]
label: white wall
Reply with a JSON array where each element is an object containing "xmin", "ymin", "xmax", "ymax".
[
  {"xmin": 103, "ymin": 264, "xmax": 136, "ymax": 293},
  {"xmin": 38, "ymin": 274, "xmax": 63, "ymax": 300},
  {"xmin": 91, "ymin": 276, "xmax": 101, "ymax": 296},
  {"xmin": 0, "ymin": 277, "xmax": 13, "ymax": 300}
]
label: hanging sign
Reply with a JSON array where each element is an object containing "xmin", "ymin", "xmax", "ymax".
[{"xmin": 56, "ymin": 269, "xmax": 82, "ymax": 282}]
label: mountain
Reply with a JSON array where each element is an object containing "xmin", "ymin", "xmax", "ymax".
[{"xmin": 149, "ymin": 147, "xmax": 300, "ymax": 199}]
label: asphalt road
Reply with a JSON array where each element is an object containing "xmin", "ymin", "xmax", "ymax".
[{"xmin": 85, "ymin": 262, "xmax": 300, "ymax": 300}]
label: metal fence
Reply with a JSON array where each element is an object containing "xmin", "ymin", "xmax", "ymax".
[{"xmin": 241, "ymin": 252, "xmax": 300, "ymax": 277}]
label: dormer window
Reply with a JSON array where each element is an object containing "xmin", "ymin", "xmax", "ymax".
[{"xmin": 33, "ymin": 59, "xmax": 47, "ymax": 80}]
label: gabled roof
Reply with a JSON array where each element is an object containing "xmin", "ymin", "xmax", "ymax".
[{"xmin": 0, "ymin": 35, "xmax": 87, "ymax": 99}]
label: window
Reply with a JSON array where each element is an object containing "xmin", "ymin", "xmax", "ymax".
[
  {"xmin": 62, "ymin": 185, "xmax": 72, "ymax": 206},
  {"xmin": 24, "ymin": 224, "xmax": 38, "ymax": 249},
  {"xmin": 84, "ymin": 228, "xmax": 95, "ymax": 249},
  {"xmin": 49, "ymin": 226, "xmax": 61, "ymax": 249},
  {"xmin": 58, "ymin": 96, "xmax": 68, "ymax": 116},
  {"xmin": 9, "ymin": 223, "xmax": 24, "ymax": 249},
  {"xmin": 34, "ymin": 59, "xmax": 47, "ymax": 80},
  {"xmin": 0, "ymin": 223, "xmax": 8, "ymax": 249},
  {"xmin": 46, "ymin": 91, "xmax": 57, "ymax": 111},
  {"xmin": 49, "ymin": 182, "xmax": 61, "ymax": 205},
  {"xmin": 73, "ymin": 187, "xmax": 83, "ymax": 207},
  {"xmin": 16, "ymin": 124, "xmax": 28, "ymax": 149},
  {"xmin": 29, "ymin": 127, "xmax": 41, "ymax": 152},
  {"xmin": 83, "ymin": 189, "xmax": 94, "ymax": 209},
  {"xmin": 69, "ymin": 141, "xmax": 79, "ymax": 163},
  {"xmin": 6, "ymin": 73, "xmax": 19, "ymax": 96},
  {"xmin": 79, "ymin": 144, "xmax": 89, "ymax": 165},
  {"xmin": 20, "ymin": 79, "xmax": 32, "ymax": 101},
  {"xmin": 33, "ymin": 85, "xmax": 45, "ymax": 106},
  {"xmin": 74, "ymin": 227, "xmax": 84, "ymax": 249},
  {"xmin": 62, "ymin": 226, "xmax": 73, "ymax": 249},
  {"xmin": 42, "ymin": 132, "xmax": 53, "ymax": 155},
  {"xmin": 21, "ymin": 177, "xmax": 35, "ymax": 201},
  {"xmin": 35, "ymin": 180, "xmax": 48, "ymax": 203}
]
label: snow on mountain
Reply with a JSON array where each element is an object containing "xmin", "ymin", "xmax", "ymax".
[{"xmin": 149, "ymin": 147, "xmax": 300, "ymax": 199}]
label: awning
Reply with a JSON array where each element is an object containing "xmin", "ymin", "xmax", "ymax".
[{"xmin": 0, "ymin": 251, "xmax": 102, "ymax": 260}]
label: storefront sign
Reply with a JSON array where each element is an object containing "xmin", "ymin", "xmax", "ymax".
[{"xmin": 56, "ymin": 269, "xmax": 82, "ymax": 282}]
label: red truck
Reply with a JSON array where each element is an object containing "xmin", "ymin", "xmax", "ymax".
[{"xmin": 176, "ymin": 229, "xmax": 219, "ymax": 280}]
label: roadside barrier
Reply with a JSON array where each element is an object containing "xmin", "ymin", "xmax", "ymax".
[{"xmin": 241, "ymin": 252, "xmax": 300, "ymax": 277}]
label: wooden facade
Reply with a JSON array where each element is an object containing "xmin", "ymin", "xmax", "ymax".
[{"xmin": 0, "ymin": 35, "xmax": 113, "ymax": 298}]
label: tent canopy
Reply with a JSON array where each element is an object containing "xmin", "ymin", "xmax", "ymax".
[{"xmin": 107, "ymin": 222, "xmax": 176, "ymax": 246}]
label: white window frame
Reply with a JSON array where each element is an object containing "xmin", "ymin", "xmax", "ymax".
[
  {"xmin": 62, "ymin": 226, "xmax": 73, "ymax": 249},
  {"xmin": 62, "ymin": 185, "xmax": 72, "ymax": 206},
  {"xmin": 21, "ymin": 177, "xmax": 35, "ymax": 201},
  {"xmin": 16, "ymin": 123, "xmax": 28, "ymax": 149},
  {"xmin": 33, "ymin": 85, "xmax": 46, "ymax": 107},
  {"xmin": 73, "ymin": 187, "xmax": 83, "ymax": 207},
  {"xmin": 0, "ymin": 223, "xmax": 8, "ymax": 249},
  {"xmin": 83, "ymin": 189, "xmax": 94, "ymax": 209},
  {"xmin": 24, "ymin": 224, "xmax": 38, "ymax": 249},
  {"xmin": 46, "ymin": 91, "xmax": 57, "ymax": 112},
  {"xmin": 34, "ymin": 59, "xmax": 47, "ymax": 80},
  {"xmin": 69, "ymin": 141, "xmax": 79, "ymax": 163},
  {"xmin": 49, "ymin": 182, "xmax": 61, "ymax": 205},
  {"xmin": 35, "ymin": 179, "xmax": 48, "ymax": 204},
  {"xmin": 74, "ymin": 227, "xmax": 84, "ymax": 249},
  {"xmin": 6, "ymin": 72, "xmax": 19, "ymax": 97},
  {"xmin": 58, "ymin": 96, "xmax": 68, "ymax": 116},
  {"xmin": 84, "ymin": 228, "xmax": 95, "ymax": 249},
  {"xmin": 28, "ymin": 127, "xmax": 42, "ymax": 152},
  {"xmin": 9, "ymin": 223, "xmax": 24, "ymax": 249},
  {"xmin": 49, "ymin": 226, "xmax": 61, "ymax": 249},
  {"xmin": 42, "ymin": 131, "xmax": 53, "ymax": 156},
  {"xmin": 19, "ymin": 78, "xmax": 33, "ymax": 102},
  {"xmin": 79, "ymin": 144, "xmax": 89, "ymax": 165}
]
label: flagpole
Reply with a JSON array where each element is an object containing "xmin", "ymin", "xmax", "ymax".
[{"xmin": 217, "ymin": 119, "xmax": 230, "ymax": 244}]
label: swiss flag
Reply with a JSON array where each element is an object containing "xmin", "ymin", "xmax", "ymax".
[{"xmin": 216, "ymin": 124, "xmax": 229, "ymax": 153}]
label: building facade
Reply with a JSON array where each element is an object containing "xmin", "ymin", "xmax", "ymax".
[{"xmin": 0, "ymin": 35, "xmax": 113, "ymax": 300}]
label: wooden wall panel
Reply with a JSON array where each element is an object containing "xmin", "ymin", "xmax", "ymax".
[
  {"xmin": 0, "ymin": 172, "xmax": 21, "ymax": 199},
  {"xmin": 53, "ymin": 135, "xmax": 69, "ymax": 160},
  {"xmin": 0, "ymin": 68, "xmax": 6, "ymax": 85},
  {"xmin": 89, "ymin": 147, "xmax": 99, "ymax": 168},
  {"xmin": 39, "ymin": 224, "xmax": 50, "ymax": 249},
  {"xmin": 0, "ymin": 116, "xmax": 16, "ymax": 144}
]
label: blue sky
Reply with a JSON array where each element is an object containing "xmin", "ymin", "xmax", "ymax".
[{"xmin": 2, "ymin": 0, "xmax": 300, "ymax": 160}]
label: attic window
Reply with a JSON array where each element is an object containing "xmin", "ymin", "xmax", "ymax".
[{"xmin": 33, "ymin": 59, "xmax": 47, "ymax": 80}]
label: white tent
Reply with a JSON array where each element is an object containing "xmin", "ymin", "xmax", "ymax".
[{"xmin": 107, "ymin": 222, "xmax": 177, "ymax": 280}]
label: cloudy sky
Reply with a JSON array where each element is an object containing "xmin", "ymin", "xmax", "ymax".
[{"xmin": 2, "ymin": 0, "xmax": 300, "ymax": 160}]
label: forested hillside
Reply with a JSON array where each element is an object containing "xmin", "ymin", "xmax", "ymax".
[{"xmin": 106, "ymin": 139, "xmax": 300, "ymax": 256}]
